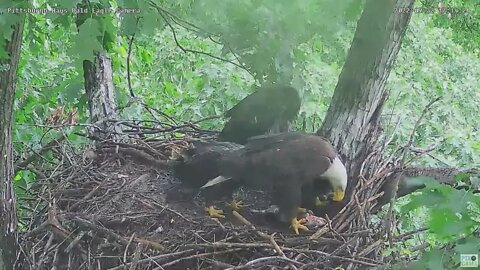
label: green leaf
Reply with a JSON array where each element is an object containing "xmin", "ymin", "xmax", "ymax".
[
  {"xmin": 415, "ymin": 248, "xmax": 446, "ymax": 270},
  {"xmin": 139, "ymin": 10, "xmax": 165, "ymax": 35},
  {"xmin": 455, "ymin": 237, "xmax": 480, "ymax": 255},
  {"xmin": 428, "ymin": 208, "xmax": 474, "ymax": 239},
  {"xmin": 401, "ymin": 189, "xmax": 444, "ymax": 213},
  {"xmin": 72, "ymin": 18, "xmax": 103, "ymax": 61},
  {"xmin": 455, "ymin": 172, "xmax": 471, "ymax": 182},
  {"xmin": 119, "ymin": 13, "xmax": 138, "ymax": 36},
  {"xmin": 63, "ymin": 80, "xmax": 84, "ymax": 102},
  {"xmin": 56, "ymin": 0, "xmax": 82, "ymax": 9}
]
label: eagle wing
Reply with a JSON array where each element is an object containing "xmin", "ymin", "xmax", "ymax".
[
  {"xmin": 239, "ymin": 133, "xmax": 337, "ymax": 225},
  {"xmin": 219, "ymin": 85, "xmax": 300, "ymax": 144}
]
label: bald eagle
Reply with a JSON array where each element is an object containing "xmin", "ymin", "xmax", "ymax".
[
  {"xmin": 219, "ymin": 85, "xmax": 301, "ymax": 144},
  {"xmin": 172, "ymin": 140, "xmax": 245, "ymax": 218},
  {"xmin": 201, "ymin": 132, "xmax": 348, "ymax": 234}
]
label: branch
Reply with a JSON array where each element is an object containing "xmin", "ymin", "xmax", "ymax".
[
  {"xmin": 14, "ymin": 135, "xmax": 67, "ymax": 171},
  {"xmin": 407, "ymin": 141, "xmax": 442, "ymax": 154},
  {"xmin": 148, "ymin": 1, "xmax": 254, "ymax": 77},
  {"xmin": 126, "ymin": 32, "xmax": 136, "ymax": 98},
  {"xmin": 384, "ymin": 96, "xmax": 441, "ymax": 247},
  {"xmin": 224, "ymin": 256, "xmax": 304, "ymax": 270}
]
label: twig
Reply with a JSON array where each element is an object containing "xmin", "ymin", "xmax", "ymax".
[
  {"xmin": 191, "ymin": 242, "xmax": 380, "ymax": 267},
  {"xmin": 100, "ymin": 147, "xmax": 174, "ymax": 168},
  {"xmin": 384, "ymin": 96, "xmax": 441, "ymax": 252},
  {"xmin": 310, "ymin": 225, "xmax": 329, "ymax": 240},
  {"xmin": 157, "ymin": 248, "xmax": 243, "ymax": 269},
  {"xmin": 136, "ymin": 194, "xmax": 198, "ymax": 224},
  {"xmin": 357, "ymin": 239, "xmax": 384, "ymax": 257},
  {"xmin": 36, "ymin": 233, "xmax": 54, "ymax": 269},
  {"xmin": 407, "ymin": 141, "xmax": 441, "ymax": 154},
  {"xmin": 124, "ymin": 233, "xmax": 136, "ymax": 265},
  {"xmin": 106, "ymin": 249, "xmax": 196, "ymax": 270},
  {"xmin": 406, "ymin": 97, "xmax": 441, "ymax": 151},
  {"xmin": 225, "ymin": 256, "xmax": 304, "ymax": 270},
  {"xmin": 269, "ymin": 233, "xmax": 298, "ymax": 270},
  {"xmin": 149, "ymin": 1, "xmax": 254, "ymax": 77},
  {"xmin": 231, "ymin": 211, "xmax": 299, "ymax": 268},
  {"xmin": 15, "ymin": 135, "xmax": 67, "ymax": 170},
  {"xmin": 129, "ymin": 242, "xmax": 143, "ymax": 270},
  {"xmin": 69, "ymin": 183, "xmax": 104, "ymax": 211},
  {"xmin": 126, "ymin": 32, "xmax": 136, "ymax": 98},
  {"xmin": 65, "ymin": 231, "xmax": 86, "ymax": 253},
  {"xmin": 268, "ymin": 234, "xmax": 285, "ymax": 257},
  {"xmin": 71, "ymin": 217, "xmax": 164, "ymax": 251},
  {"xmin": 394, "ymin": 227, "xmax": 428, "ymax": 241},
  {"xmin": 409, "ymin": 242, "xmax": 429, "ymax": 252},
  {"xmin": 52, "ymin": 247, "xmax": 60, "ymax": 270},
  {"xmin": 232, "ymin": 210, "xmax": 271, "ymax": 240}
]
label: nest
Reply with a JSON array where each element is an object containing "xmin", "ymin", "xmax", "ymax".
[{"xmin": 15, "ymin": 128, "xmax": 396, "ymax": 270}]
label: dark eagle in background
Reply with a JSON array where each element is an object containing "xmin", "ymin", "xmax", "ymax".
[{"xmin": 218, "ymin": 84, "xmax": 301, "ymax": 144}]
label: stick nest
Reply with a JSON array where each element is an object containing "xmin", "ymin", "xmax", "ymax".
[{"xmin": 16, "ymin": 128, "xmax": 394, "ymax": 270}]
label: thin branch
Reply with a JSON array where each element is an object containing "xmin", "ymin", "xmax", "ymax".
[
  {"xmin": 384, "ymin": 96, "xmax": 441, "ymax": 251},
  {"xmin": 225, "ymin": 256, "xmax": 304, "ymax": 270},
  {"xmin": 148, "ymin": 1, "xmax": 254, "ymax": 77},
  {"xmin": 126, "ymin": 32, "xmax": 136, "ymax": 98}
]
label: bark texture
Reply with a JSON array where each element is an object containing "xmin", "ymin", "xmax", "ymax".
[
  {"xmin": 0, "ymin": 14, "xmax": 25, "ymax": 270},
  {"xmin": 374, "ymin": 166, "xmax": 479, "ymax": 211},
  {"xmin": 318, "ymin": 0, "xmax": 415, "ymax": 199},
  {"xmin": 82, "ymin": 53, "xmax": 120, "ymax": 140}
]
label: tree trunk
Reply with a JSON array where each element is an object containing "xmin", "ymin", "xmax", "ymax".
[
  {"xmin": 82, "ymin": 53, "xmax": 121, "ymax": 140},
  {"xmin": 75, "ymin": 7, "xmax": 120, "ymax": 141},
  {"xmin": 0, "ymin": 13, "xmax": 25, "ymax": 270},
  {"xmin": 318, "ymin": 0, "xmax": 415, "ymax": 203}
]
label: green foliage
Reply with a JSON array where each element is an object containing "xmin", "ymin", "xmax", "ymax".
[
  {"xmin": 396, "ymin": 174, "xmax": 480, "ymax": 269},
  {"xmin": 386, "ymin": 14, "xmax": 480, "ymax": 167},
  {"xmin": 0, "ymin": 1, "xmax": 28, "ymax": 59},
  {"xmin": 2, "ymin": 1, "xmax": 479, "ymax": 265},
  {"xmin": 188, "ymin": 0, "xmax": 361, "ymax": 83},
  {"xmin": 74, "ymin": 18, "xmax": 104, "ymax": 61},
  {"xmin": 5, "ymin": 0, "xmax": 478, "ymax": 167},
  {"xmin": 420, "ymin": 0, "xmax": 479, "ymax": 55}
]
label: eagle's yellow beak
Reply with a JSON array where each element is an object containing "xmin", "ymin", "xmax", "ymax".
[{"xmin": 332, "ymin": 189, "xmax": 345, "ymax": 201}]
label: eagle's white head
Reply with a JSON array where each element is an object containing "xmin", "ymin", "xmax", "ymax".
[{"xmin": 321, "ymin": 156, "xmax": 348, "ymax": 201}]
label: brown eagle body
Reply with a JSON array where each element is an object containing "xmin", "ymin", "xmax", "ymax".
[
  {"xmin": 173, "ymin": 141, "xmax": 243, "ymax": 189},
  {"xmin": 202, "ymin": 132, "xmax": 348, "ymax": 232},
  {"xmin": 172, "ymin": 141, "xmax": 244, "ymax": 212}
]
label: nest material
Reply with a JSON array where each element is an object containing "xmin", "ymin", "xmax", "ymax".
[{"xmin": 16, "ymin": 134, "xmax": 392, "ymax": 270}]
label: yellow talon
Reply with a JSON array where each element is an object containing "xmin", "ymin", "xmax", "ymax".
[
  {"xmin": 296, "ymin": 207, "xmax": 311, "ymax": 219},
  {"xmin": 291, "ymin": 217, "xmax": 309, "ymax": 235},
  {"xmin": 315, "ymin": 197, "xmax": 328, "ymax": 207},
  {"xmin": 226, "ymin": 199, "xmax": 247, "ymax": 211},
  {"xmin": 205, "ymin": 205, "xmax": 225, "ymax": 218},
  {"xmin": 297, "ymin": 207, "xmax": 308, "ymax": 214}
]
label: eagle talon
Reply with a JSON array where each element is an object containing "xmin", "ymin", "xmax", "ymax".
[
  {"xmin": 226, "ymin": 199, "xmax": 247, "ymax": 211},
  {"xmin": 297, "ymin": 207, "xmax": 308, "ymax": 214},
  {"xmin": 291, "ymin": 217, "xmax": 309, "ymax": 235},
  {"xmin": 296, "ymin": 207, "xmax": 313, "ymax": 218},
  {"xmin": 205, "ymin": 206, "xmax": 225, "ymax": 218},
  {"xmin": 315, "ymin": 197, "xmax": 328, "ymax": 207}
]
